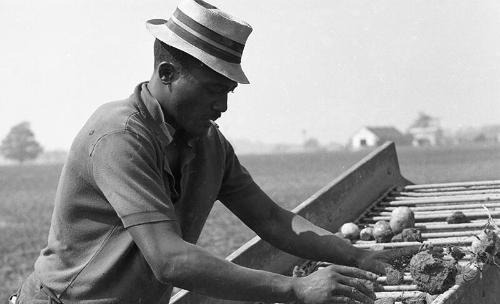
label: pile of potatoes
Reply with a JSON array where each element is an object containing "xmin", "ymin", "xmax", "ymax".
[{"xmin": 336, "ymin": 207, "xmax": 422, "ymax": 243}]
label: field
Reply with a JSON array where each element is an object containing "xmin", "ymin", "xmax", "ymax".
[{"xmin": 1, "ymin": 144, "xmax": 499, "ymax": 299}]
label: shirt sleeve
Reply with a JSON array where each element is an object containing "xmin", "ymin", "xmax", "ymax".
[
  {"xmin": 217, "ymin": 137, "xmax": 260, "ymax": 202},
  {"xmin": 91, "ymin": 130, "xmax": 177, "ymax": 228}
]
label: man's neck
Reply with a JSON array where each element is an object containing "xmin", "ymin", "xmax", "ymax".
[{"xmin": 146, "ymin": 80, "xmax": 202, "ymax": 143}]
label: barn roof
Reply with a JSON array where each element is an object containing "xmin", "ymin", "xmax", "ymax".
[{"xmin": 365, "ymin": 126, "xmax": 404, "ymax": 139}]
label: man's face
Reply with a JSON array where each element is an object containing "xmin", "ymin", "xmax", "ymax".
[{"xmin": 162, "ymin": 63, "xmax": 237, "ymax": 136}]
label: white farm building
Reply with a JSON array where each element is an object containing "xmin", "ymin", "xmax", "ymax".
[{"xmin": 349, "ymin": 126, "xmax": 411, "ymax": 150}]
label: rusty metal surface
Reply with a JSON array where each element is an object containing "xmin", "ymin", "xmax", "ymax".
[{"xmin": 170, "ymin": 142, "xmax": 409, "ymax": 304}]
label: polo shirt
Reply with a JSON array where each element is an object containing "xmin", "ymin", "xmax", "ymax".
[{"xmin": 21, "ymin": 83, "xmax": 259, "ymax": 303}]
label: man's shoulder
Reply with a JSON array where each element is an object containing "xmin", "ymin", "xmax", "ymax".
[
  {"xmin": 73, "ymin": 97, "xmax": 156, "ymax": 155},
  {"xmin": 86, "ymin": 96, "xmax": 155, "ymax": 139},
  {"xmin": 90, "ymin": 99, "xmax": 138, "ymax": 133}
]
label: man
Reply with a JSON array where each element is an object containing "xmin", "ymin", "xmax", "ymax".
[{"xmin": 15, "ymin": 1, "xmax": 411, "ymax": 303}]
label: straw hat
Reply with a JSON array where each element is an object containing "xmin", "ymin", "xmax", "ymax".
[{"xmin": 146, "ymin": 0, "xmax": 252, "ymax": 84}]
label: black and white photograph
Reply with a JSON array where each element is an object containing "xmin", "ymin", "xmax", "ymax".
[{"xmin": 1, "ymin": 1, "xmax": 500, "ymax": 303}]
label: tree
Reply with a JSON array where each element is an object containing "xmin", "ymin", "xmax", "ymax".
[
  {"xmin": 410, "ymin": 112, "xmax": 436, "ymax": 128},
  {"xmin": 1, "ymin": 121, "xmax": 43, "ymax": 164},
  {"xmin": 303, "ymin": 137, "xmax": 321, "ymax": 151}
]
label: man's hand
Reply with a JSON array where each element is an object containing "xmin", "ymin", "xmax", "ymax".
[
  {"xmin": 356, "ymin": 246, "xmax": 422, "ymax": 275},
  {"xmin": 292, "ymin": 264, "xmax": 377, "ymax": 304}
]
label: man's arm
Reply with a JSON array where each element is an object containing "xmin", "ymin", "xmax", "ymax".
[
  {"xmin": 217, "ymin": 138, "xmax": 382, "ymax": 270},
  {"xmin": 221, "ymin": 186, "xmax": 376, "ymax": 269},
  {"xmin": 127, "ymin": 220, "xmax": 377, "ymax": 303},
  {"xmin": 92, "ymin": 132, "xmax": 376, "ymax": 303},
  {"xmin": 127, "ymin": 220, "xmax": 294, "ymax": 302}
]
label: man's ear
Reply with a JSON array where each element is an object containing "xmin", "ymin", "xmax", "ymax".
[{"xmin": 157, "ymin": 62, "xmax": 178, "ymax": 85}]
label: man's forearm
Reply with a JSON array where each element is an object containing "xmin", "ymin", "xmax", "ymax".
[
  {"xmin": 261, "ymin": 209, "xmax": 367, "ymax": 266},
  {"xmin": 163, "ymin": 242, "xmax": 296, "ymax": 302}
]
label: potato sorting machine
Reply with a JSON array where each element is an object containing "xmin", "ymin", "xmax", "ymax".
[{"xmin": 170, "ymin": 142, "xmax": 500, "ymax": 304}]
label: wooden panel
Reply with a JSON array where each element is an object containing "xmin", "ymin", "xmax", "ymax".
[{"xmin": 170, "ymin": 142, "xmax": 411, "ymax": 304}]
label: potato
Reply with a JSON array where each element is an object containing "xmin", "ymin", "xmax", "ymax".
[
  {"xmin": 373, "ymin": 220, "xmax": 394, "ymax": 243},
  {"xmin": 340, "ymin": 222, "xmax": 360, "ymax": 240},
  {"xmin": 385, "ymin": 266, "xmax": 404, "ymax": 285},
  {"xmin": 401, "ymin": 228, "xmax": 423, "ymax": 242},
  {"xmin": 360, "ymin": 227, "xmax": 374, "ymax": 241},
  {"xmin": 390, "ymin": 207, "xmax": 415, "ymax": 234},
  {"xmin": 392, "ymin": 228, "xmax": 422, "ymax": 243},
  {"xmin": 446, "ymin": 211, "xmax": 469, "ymax": 224},
  {"xmin": 391, "ymin": 233, "xmax": 403, "ymax": 243}
]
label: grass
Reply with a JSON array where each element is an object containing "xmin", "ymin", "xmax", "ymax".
[
  {"xmin": 1, "ymin": 144, "xmax": 499, "ymax": 300},
  {"xmin": 0, "ymin": 164, "xmax": 61, "ymax": 298}
]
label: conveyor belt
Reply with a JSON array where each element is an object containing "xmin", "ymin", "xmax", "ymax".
[{"xmin": 302, "ymin": 180, "xmax": 500, "ymax": 304}]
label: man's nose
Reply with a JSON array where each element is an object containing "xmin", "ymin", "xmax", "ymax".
[{"xmin": 212, "ymin": 95, "xmax": 228, "ymax": 113}]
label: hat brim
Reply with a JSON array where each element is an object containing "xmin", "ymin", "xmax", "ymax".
[{"xmin": 146, "ymin": 19, "xmax": 249, "ymax": 84}]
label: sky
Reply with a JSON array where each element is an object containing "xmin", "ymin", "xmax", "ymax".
[{"xmin": 1, "ymin": 0, "xmax": 500, "ymax": 150}]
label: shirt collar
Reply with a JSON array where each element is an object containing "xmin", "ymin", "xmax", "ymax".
[{"xmin": 135, "ymin": 82, "xmax": 197, "ymax": 148}]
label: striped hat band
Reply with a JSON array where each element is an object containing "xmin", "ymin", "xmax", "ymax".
[{"xmin": 167, "ymin": 8, "xmax": 244, "ymax": 64}]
